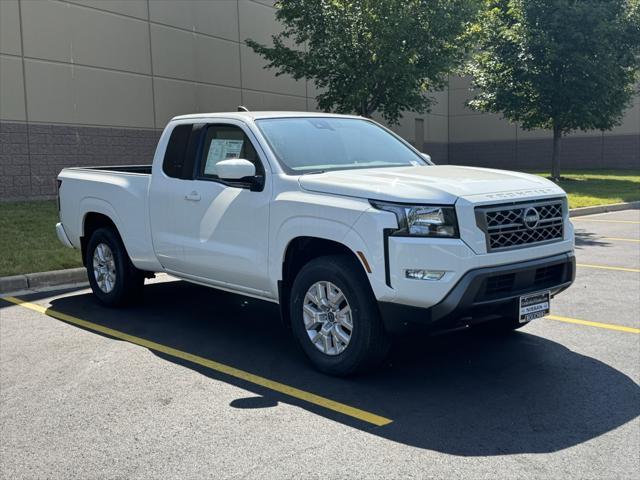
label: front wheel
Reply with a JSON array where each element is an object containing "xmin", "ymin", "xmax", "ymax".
[
  {"xmin": 289, "ymin": 255, "xmax": 390, "ymax": 376},
  {"xmin": 86, "ymin": 227, "xmax": 144, "ymax": 307}
]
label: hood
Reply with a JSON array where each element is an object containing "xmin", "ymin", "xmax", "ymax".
[{"xmin": 298, "ymin": 165, "xmax": 564, "ymax": 204}]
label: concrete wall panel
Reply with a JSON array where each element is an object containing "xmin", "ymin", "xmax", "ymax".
[
  {"xmin": 450, "ymin": 114, "xmax": 516, "ymax": 143},
  {"xmin": 242, "ymin": 89, "xmax": 306, "ymax": 111},
  {"xmin": 516, "ymin": 127, "xmax": 552, "ymax": 140},
  {"xmin": 151, "ymin": 24, "xmax": 240, "ymax": 87},
  {"xmin": 0, "ymin": 55, "xmax": 26, "ymax": 121},
  {"xmin": 239, "ymin": 0, "xmax": 281, "ymax": 46},
  {"xmin": 24, "ymin": 59, "xmax": 154, "ymax": 127},
  {"xmin": 0, "ymin": 0, "xmax": 22, "ymax": 56},
  {"xmin": 240, "ymin": 45, "xmax": 306, "ymax": 97},
  {"xmin": 449, "ymin": 75, "xmax": 472, "ymax": 91},
  {"xmin": 252, "ymin": 0, "xmax": 277, "ymax": 7},
  {"xmin": 149, "ymin": 0, "xmax": 238, "ymax": 41},
  {"xmin": 73, "ymin": 66, "xmax": 154, "ymax": 127},
  {"xmin": 427, "ymin": 114, "xmax": 448, "ymax": 143},
  {"xmin": 23, "ymin": 59, "xmax": 76, "ymax": 124},
  {"xmin": 428, "ymin": 89, "xmax": 448, "ymax": 116},
  {"xmin": 424, "ymin": 142, "xmax": 448, "ymax": 164},
  {"xmin": 449, "ymin": 88, "xmax": 479, "ymax": 117},
  {"xmin": 389, "ymin": 111, "xmax": 419, "ymax": 142},
  {"xmin": 21, "ymin": 0, "xmax": 151, "ymax": 74},
  {"xmin": 65, "ymin": 0, "xmax": 149, "ymax": 20},
  {"xmin": 153, "ymin": 77, "xmax": 197, "ymax": 127},
  {"xmin": 307, "ymin": 79, "xmax": 326, "ymax": 98},
  {"xmin": 195, "ymin": 83, "xmax": 242, "ymax": 116},
  {"xmin": 609, "ymin": 95, "xmax": 639, "ymax": 136}
]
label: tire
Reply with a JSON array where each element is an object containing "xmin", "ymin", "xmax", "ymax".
[
  {"xmin": 85, "ymin": 227, "xmax": 144, "ymax": 307},
  {"xmin": 289, "ymin": 254, "xmax": 390, "ymax": 376}
]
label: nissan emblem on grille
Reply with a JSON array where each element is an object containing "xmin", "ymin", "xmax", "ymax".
[
  {"xmin": 476, "ymin": 200, "xmax": 564, "ymax": 251},
  {"xmin": 523, "ymin": 207, "xmax": 540, "ymax": 229}
]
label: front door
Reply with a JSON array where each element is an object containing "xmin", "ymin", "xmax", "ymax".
[{"xmin": 170, "ymin": 122, "xmax": 272, "ymax": 296}]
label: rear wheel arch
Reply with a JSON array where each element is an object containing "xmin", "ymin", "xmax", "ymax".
[
  {"xmin": 85, "ymin": 226, "xmax": 145, "ymax": 307},
  {"xmin": 81, "ymin": 212, "xmax": 120, "ymax": 266}
]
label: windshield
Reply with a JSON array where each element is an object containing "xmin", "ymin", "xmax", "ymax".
[{"xmin": 255, "ymin": 117, "xmax": 428, "ymax": 174}]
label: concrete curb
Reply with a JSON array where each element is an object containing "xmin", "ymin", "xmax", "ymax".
[
  {"xmin": 1, "ymin": 201, "xmax": 639, "ymax": 295},
  {"xmin": 0, "ymin": 268, "xmax": 87, "ymax": 295},
  {"xmin": 569, "ymin": 201, "xmax": 640, "ymax": 217}
]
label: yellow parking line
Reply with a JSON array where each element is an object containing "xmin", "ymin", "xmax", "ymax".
[
  {"xmin": 577, "ymin": 263, "xmax": 640, "ymax": 273},
  {"xmin": 1, "ymin": 296, "xmax": 392, "ymax": 427},
  {"xmin": 546, "ymin": 315, "xmax": 640, "ymax": 334},
  {"xmin": 603, "ymin": 237, "xmax": 640, "ymax": 243},
  {"xmin": 572, "ymin": 219, "xmax": 640, "ymax": 224}
]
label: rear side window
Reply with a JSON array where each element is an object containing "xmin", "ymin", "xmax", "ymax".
[{"xmin": 162, "ymin": 124, "xmax": 192, "ymax": 178}]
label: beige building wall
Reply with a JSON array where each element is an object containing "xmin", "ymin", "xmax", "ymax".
[
  {"xmin": 447, "ymin": 76, "xmax": 639, "ymax": 170},
  {"xmin": 0, "ymin": 0, "xmax": 312, "ymax": 130},
  {"xmin": 0, "ymin": 0, "xmax": 316, "ymax": 199},
  {"xmin": 1, "ymin": 0, "xmax": 638, "ymax": 200}
]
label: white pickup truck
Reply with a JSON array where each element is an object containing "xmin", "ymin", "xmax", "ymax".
[{"xmin": 57, "ymin": 111, "xmax": 575, "ymax": 375}]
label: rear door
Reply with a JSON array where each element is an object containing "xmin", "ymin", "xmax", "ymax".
[{"xmin": 167, "ymin": 120, "xmax": 272, "ymax": 295}]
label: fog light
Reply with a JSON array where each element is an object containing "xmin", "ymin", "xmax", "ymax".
[{"xmin": 405, "ymin": 269, "xmax": 445, "ymax": 281}]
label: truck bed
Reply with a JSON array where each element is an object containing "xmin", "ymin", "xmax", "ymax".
[
  {"xmin": 66, "ymin": 165, "xmax": 152, "ymax": 175},
  {"xmin": 57, "ymin": 164, "xmax": 161, "ymax": 271}
]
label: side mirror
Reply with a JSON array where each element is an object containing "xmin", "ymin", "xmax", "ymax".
[
  {"xmin": 421, "ymin": 153, "xmax": 432, "ymax": 163},
  {"xmin": 216, "ymin": 159, "xmax": 256, "ymax": 180}
]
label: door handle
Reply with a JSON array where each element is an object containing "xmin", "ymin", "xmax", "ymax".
[{"xmin": 184, "ymin": 191, "xmax": 201, "ymax": 202}]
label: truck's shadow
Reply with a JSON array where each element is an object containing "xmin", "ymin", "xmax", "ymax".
[
  {"xmin": 574, "ymin": 229, "xmax": 612, "ymax": 248},
  {"xmin": 45, "ymin": 280, "xmax": 639, "ymax": 457}
]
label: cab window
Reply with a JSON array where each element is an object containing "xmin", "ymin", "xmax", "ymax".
[
  {"xmin": 162, "ymin": 124, "xmax": 192, "ymax": 178},
  {"xmin": 198, "ymin": 125, "xmax": 263, "ymax": 179}
]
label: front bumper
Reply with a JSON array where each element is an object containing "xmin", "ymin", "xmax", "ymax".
[{"xmin": 378, "ymin": 252, "xmax": 575, "ymax": 334}]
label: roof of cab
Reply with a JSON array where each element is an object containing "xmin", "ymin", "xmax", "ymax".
[{"xmin": 170, "ymin": 111, "xmax": 363, "ymax": 122}]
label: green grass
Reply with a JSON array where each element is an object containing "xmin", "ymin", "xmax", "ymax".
[
  {"xmin": 1, "ymin": 169, "xmax": 638, "ymax": 276},
  {"xmin": 0, "ymin": 200, "xmax": 82, "ymax": 277},
  {"xmin": 530, "ymin": 170, "xmax": 640, "ymax": 209}
]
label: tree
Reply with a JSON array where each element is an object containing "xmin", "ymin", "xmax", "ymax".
[
  {"xmin": 468, "ymin": 0, "xmax": 640, "ymax": 180},
  {"xmin": 246, "ymin": 0, "xmax": 479, "ymax": 125}
]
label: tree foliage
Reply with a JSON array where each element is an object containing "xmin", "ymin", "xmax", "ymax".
[
  {"xmin": 468, "ymin": 0, "xmax": 640, "ymax": 178},
  {"xmin": 246, "ymin": 0, "xmax": 479, "ymax": 124}
]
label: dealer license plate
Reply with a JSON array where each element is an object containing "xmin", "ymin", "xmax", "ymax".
[{"xmin": 519, "ymin": 291, "xmax": 550, "ymax": 323}]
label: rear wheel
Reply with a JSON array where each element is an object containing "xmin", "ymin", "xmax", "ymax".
[
  {"xmin": 86, "ymin": 227, "xmax": 144, "ymax": 307},
  {"xmin": 289, "ymin": 254, "xmax": 390, "ymax": 376}
]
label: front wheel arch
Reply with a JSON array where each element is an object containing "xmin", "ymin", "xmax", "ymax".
[{"xmin": 279, "ymin": 236, "xmax": 370, "ymax": 328}]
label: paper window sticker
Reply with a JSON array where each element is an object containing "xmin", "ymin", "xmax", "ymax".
[{"xmin": 204, "ymin": 139, "xmax": 245, "ymax": 175}]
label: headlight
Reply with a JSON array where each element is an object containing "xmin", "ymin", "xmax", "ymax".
[{"xmin": 370, "ymin": 201, "xmax": 459, "ymax": 238}]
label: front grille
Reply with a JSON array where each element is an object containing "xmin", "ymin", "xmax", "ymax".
[{"xmin": 476, "ymin": 199, "xmax": 564, "ymax": 252}]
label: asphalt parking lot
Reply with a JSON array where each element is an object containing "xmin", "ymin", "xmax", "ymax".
[{"xmin": 1, "ymin": 210, "xmax": 639, "ymax": 479}]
